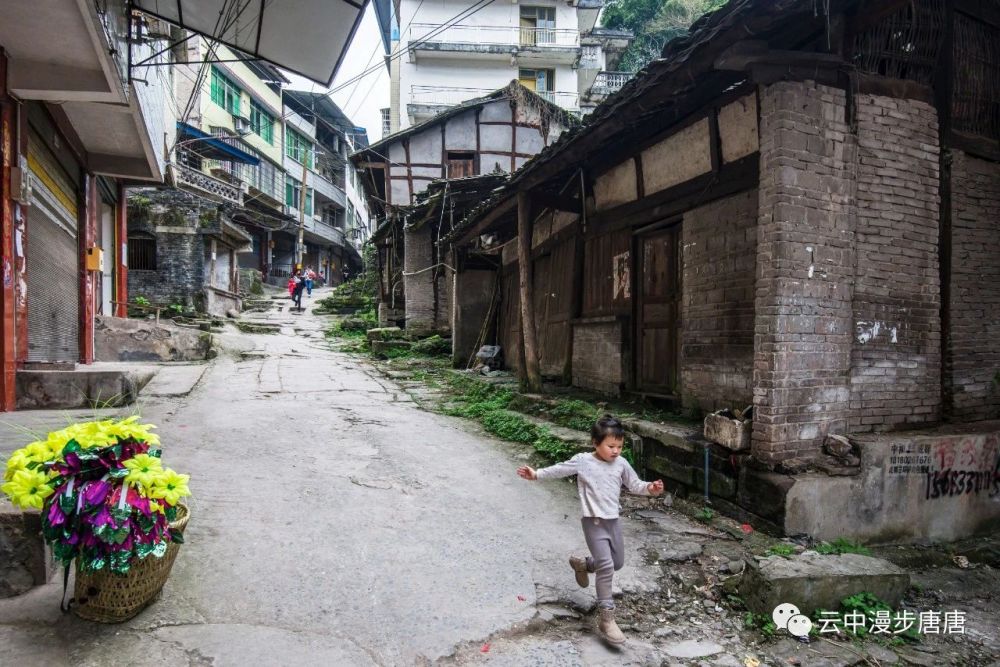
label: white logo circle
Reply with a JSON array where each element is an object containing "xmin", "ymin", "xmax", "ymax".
[
  {"xmin": 772, "ymin": 602, "xmax": 801, "ymax": 630},
  {"xmin": 787, "ymin": 614, "xmax": 813, "ymax": 638}
]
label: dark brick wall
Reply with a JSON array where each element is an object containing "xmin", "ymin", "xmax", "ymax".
[
  {"xmin": 682, "ymin": 189, "xmax": 758, "ymax": 412},
  {"xmin": 403, "ymin": 224, "xmax": 450, "ymax": 334},
  {"xmin": 946, "ymin": 151, "xmax": 1000, "ymax": 421},
  {"xmin": 850, "ymin": 95, "xmax": 941, "ymax": 431},
  {"xmin": 753, "ymin": 82, "xmax": 856, "ymax": 463},
  {"xmin": 572, "ymin": 318, "xmax": 630, "ymax": 395},
  {"xmin": 126, "ymin": 190, "xmax": 214, "ymax": 310}
]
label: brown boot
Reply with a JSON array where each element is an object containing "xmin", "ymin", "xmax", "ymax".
[
  {"xmin": 598, "ymin": 607, "xmax": 626, "ymax": 645},
  {"xmin": 568, "ymin": 556, "xmax": 589, "ymax": 588}
]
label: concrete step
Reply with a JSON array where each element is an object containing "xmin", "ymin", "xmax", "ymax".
[
  {"xmin": 0, "ymin": 500, "xmax": 54, "ymax": 598},
  {"xmin": 15, "ymin": 367, "xmax": 154, "ymax": 410},
  {"xmin": 739, "ymin": 551, "xmax": 910, "ymax": 616}
]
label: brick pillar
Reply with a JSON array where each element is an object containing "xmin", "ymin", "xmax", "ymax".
[
  {"xmin": 752, "ymin": 81, "xmax": 857, "ymax": 464},
  {"xmin": 0, "ymin": 50, "xmax": 16, "ymax": 410},
  {"xmin": 403, "ymin": 223, "xmax": 435, "ymax": 335},
  {"xmin": 850, "ymin": 95, "xmax": 941, "ymax": 430},
  {"xmin": 78, "ymin": 175, "xmax": 97, "ymax": 364},
  {"xmin": 114, "ymin": 183, "xmax": 128, "ymax": 317}
]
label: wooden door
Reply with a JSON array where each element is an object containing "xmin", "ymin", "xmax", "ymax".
[{"xmin": 636, "ymin": 224, "xmax": 681, "ymax": 394}]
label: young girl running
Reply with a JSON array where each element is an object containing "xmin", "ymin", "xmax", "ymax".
[{"xmin": 518, "ymin": 414, "xmax": 664, "ymax": 645}]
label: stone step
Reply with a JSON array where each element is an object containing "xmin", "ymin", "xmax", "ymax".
[
  {"xmin": 371, "ymin": 340, "xmax": 411, "ymax": 354},
  {"xmin": 0, "ymin": 500, "xmax": 54, "ymax": 598},
  {"xmin": 739, "ymin": 552, "xmax": 910, "ymax": 616}
]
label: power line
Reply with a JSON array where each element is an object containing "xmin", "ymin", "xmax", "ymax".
[{"xmin": 276, "ymin": 0, "xmax": 498, "ymax": 124}]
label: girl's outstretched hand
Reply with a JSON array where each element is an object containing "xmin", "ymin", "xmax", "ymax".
[
  {"xmin": 517, "ymin": 466, "xmax": 537, "ymax": 481},
  {"xmin": 647, "ymin": 480, "xmax": 665, "ymax": 496}
]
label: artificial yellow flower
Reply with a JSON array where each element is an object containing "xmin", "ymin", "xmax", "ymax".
[
  {"xmin": 150, "ymin": 469, "xmax": 190, "ymax": 506},
  {"xmin": 24, "ymin": 441, "xmax": 56, "ymax": 464},
  {"xmin": 149, "ymin": 500, "xmax": 165, "ymax": 514},
  {"xmin": 1, "ymin": 469, "xmax": 54, "ymax": 510},
  {"xmin": 3, "ymin": 450, "xmax": 30, "ymax": 482},
  {"xmin": 123, "ymin": 453, "xmax": 163, "ymax": 490}
]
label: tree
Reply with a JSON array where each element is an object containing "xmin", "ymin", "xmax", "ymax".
[{"xmin": 601, "ymin": 0, "xmax": 727, "ymax": 72}]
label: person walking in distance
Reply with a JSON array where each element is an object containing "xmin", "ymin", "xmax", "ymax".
[
  {"xmin": 305, "ymin": 267, "xmax": 316, "ymax": 297},
  {"xmin": 291, "ymin": 270, "xmax": 306, "ymax": 311},
  {"xmin": 517, "ymin": 415, "xmax": 664, "ymax": 645}
]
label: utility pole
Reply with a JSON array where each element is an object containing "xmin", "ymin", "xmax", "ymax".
[{"xmin": 295, "ymin": 149, "xmax": 308, "ymax": 270}]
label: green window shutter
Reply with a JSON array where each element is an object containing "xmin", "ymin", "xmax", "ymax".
[
  {"xmin": 211, "ymin": 69, "xmax": 223, "ymax": 107},
  {"xmin": 306, "ymin": 189, "xmax": 313, "ymax": 214},
  {"xmin": 285, "ymin": 179, "xmax": 294, "ymax": 207}
]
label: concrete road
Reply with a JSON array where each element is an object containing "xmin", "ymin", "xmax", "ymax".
[{"xmin": 0, "ymin": 289, "xmax": 671, "ymax": 666}]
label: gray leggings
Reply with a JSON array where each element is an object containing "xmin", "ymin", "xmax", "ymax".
[{"xmin": 582, "ymin": 517, "xmax": 624, "ymax": 609}]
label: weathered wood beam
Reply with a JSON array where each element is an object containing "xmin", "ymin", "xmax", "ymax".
[
  {"xmin": 517, "ymin": 192, "xmax": 542, "ymax": 392},
  {"xmin": 587, "ymin": 153, "xmax": 759, "ymax": 234},
  {"xmin": 531, "ymin": 190, "xmax": 581, "ymax": 214},
  {"xmin": 449, "ymin": 196, "xmax": 517, "ymax": 246},
  {"xmin": 714, "ymin": 41, "xmax": 843, "ymax": 71}
]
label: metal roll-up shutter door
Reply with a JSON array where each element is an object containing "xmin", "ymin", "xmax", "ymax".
[{"xmin": 26, "ymin": 131, "xmax": 80, "ymax": 363}]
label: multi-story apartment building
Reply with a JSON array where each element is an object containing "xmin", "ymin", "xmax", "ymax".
[
  {"xmin": 379, "ymin": 0, "xmax": 632, "ymax": 131},
  {"xmin": 282, "ymin": 91, "xmax": 370, "ymax": 285},
  {"xmin": 158, "ymin": 40, "xmax": 362, "ymax": 291}
]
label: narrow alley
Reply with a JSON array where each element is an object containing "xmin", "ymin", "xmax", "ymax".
[
  {"xmin": 2, "ymin": 288, "xmax": 999, "ymax": 666},
  {"xmin": 0, "ymin": 288, "xmax": 725, "ymax": 665}
]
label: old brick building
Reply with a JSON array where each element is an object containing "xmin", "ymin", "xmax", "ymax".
[
  {"xmin": 445, "ymin": 0, "xmax": 1000, "ymax": 540},
  {"xmin": 352, "ymin": 82, "xmax": 577, "ymax": 334},
  {"xmin": 126, "ymin": 189, "xmax": 251, "ymax": 317}
]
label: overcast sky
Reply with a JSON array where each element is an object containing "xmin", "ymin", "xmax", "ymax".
[{"xmin": 282, "ymin": 4, "xmax": 389, "ymax": 143}]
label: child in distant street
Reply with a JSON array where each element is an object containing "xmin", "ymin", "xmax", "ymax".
[
  {"xmin": 305, "ymin": 268, "xmax": 316, "ymax": 297},
  {"xmin": 518, "ymin": 414, "xmax": 664, "ymax": 646}
]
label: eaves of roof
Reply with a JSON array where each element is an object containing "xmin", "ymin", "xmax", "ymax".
[
  {"xmin": 444, "ymin": 0, "xmax": 819, "ymax": 246},
  {"xmin": 349, "ymin": 80, "xmax": 579, "ymax": 164}
]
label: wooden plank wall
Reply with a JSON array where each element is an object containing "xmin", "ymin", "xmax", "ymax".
[{"xmin": 498, "ymin": 234, "xmax": 576, "ymax": 377}]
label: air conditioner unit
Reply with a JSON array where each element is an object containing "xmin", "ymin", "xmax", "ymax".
[{"xmin": 233, "ymin": 115, "xmax": 252, "ymax": 135}]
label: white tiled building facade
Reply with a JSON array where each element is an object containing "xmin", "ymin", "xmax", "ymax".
[{"xmin": 383, "ymin": 0, "xmax": 631, "ymax": 131}]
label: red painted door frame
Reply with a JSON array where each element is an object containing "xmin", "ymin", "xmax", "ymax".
[
  {"xmin": 0, "ymin": 50, "xmax": 16, "ymax": 410},
  {"xmin": 14, "ymin": 104, "xmax": 27, "ymax": 365},
  {"xmin": 78, "ymin": 174, "xmax": 96, "ymax": 364}
]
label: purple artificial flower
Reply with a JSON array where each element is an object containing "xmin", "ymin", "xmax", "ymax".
[
  {"xmin": 82, "ymin": 479, "xmax": 111, "ymax": 508},
  {"xmin": 47, "ymin": 502, "xmax": 66, "ymax": 527},
  {"xmin": 53, "ymin": 451, "xmax": 83, "ymax": 476},
  {"xmin": 90, "ymin": 506, "xmax": 113, "ymax": 528}
]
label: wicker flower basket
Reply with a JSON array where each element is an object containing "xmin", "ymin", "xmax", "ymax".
[{"xmin": 72, "ymin": 504, "xmax": 190, "ymax": 623}]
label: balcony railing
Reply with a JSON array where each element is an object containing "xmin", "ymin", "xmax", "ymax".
[
  {"xmin": 409, "ymin": 23, "xmax": 580, "ymax": 48},
  {"xmin": 590, "ymin": 71, "xmax": 633, "ymax": 95},
  {"xmin": 170, "ymin": 163, "xmax": 242, "ymax": 206},
  {"xmin": 410, "ymin": 85, "xmax": 579, "ymax": 110},
  {"xmin": 203, "ymin": 158, "xmax": 283, "ymax": 206},
  {"xmin": 309, "ymin": 218, "xmax": 347, "ymax": 246},
  {"xmin": 311, "ymin": 174, "xmax": 347, "ymax": 208}
]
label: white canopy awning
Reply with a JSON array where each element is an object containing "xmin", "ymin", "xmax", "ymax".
[{"xmin": 133, "ymin": 0, "xmax": 367, "ymax": 86}]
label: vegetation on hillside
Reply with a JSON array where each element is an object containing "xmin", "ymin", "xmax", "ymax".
[{"xmin": 601, "ymin": 0, "xmax": 727, "ymax": 72}]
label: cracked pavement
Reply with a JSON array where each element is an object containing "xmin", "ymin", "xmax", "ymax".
[
  {"xmin": 8, "ymin": 289, "xmax": 993, "ymax": 666},
  {"xmin": 0, "ymin": 289, "xmax": 692, "ymax": 666}
]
